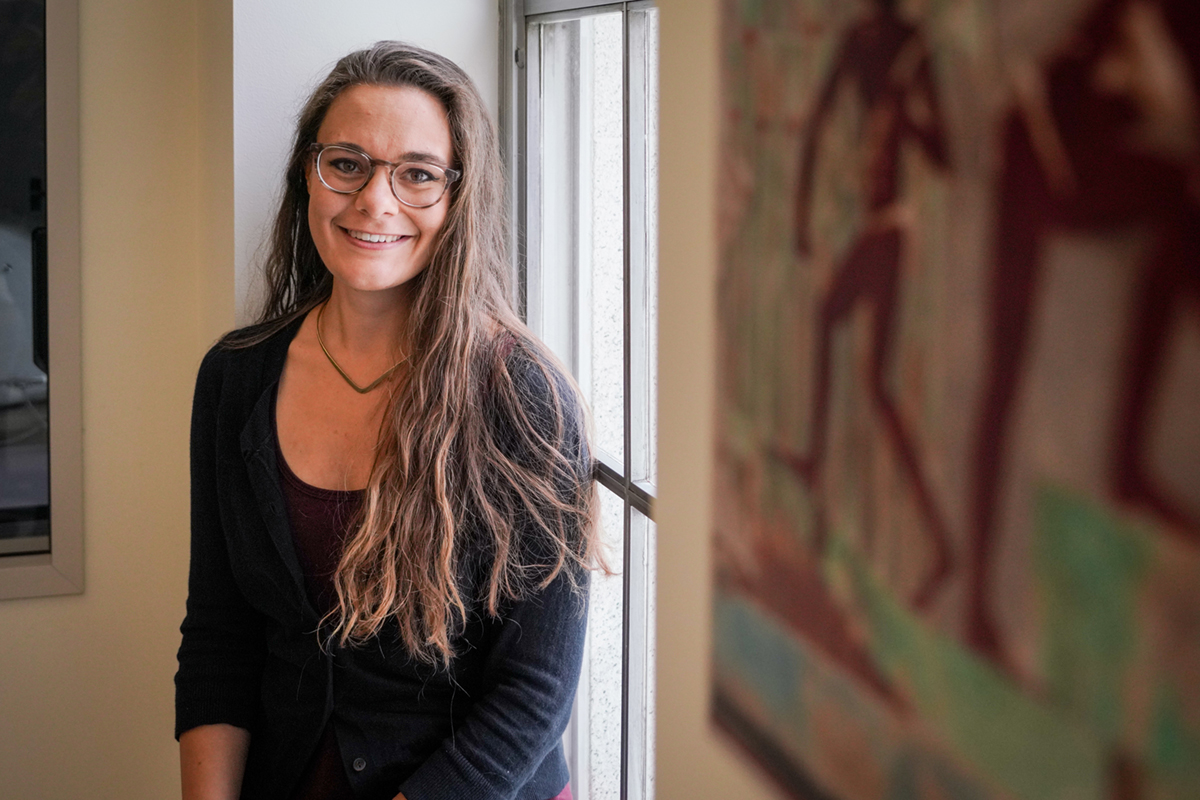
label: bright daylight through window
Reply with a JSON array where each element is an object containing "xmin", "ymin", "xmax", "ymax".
[{"xmin": 501, "ymin": 2, "xmax": 658, "ymax": 799}]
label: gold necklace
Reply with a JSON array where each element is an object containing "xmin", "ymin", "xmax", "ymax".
[{"xmin": 316, "ymin": 302, "xmax": 409, "ymax": 394}]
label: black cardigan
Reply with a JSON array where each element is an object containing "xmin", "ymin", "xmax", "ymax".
[{"xmin": 175, "ymin": 318, "xmax": 589, "ymax": 800}]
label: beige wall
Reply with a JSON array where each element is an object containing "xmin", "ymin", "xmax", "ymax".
[
  {"xmin": 655, "ymin": 1, "xmax": 781, "ymax": 798},
  {"xmin": 0, "ymin": 0, "xmax": 232, "ymax": 796}
]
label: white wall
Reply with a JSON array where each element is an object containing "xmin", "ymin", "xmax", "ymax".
[
  {"xmin": 655, "ymin": 1, "xmax": 783, "ymax": 798},
  {"xmin": 233, "ymin": 0, "xmax": 500, "ymax": 321}
]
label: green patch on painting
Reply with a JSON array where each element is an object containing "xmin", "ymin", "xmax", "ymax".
[
  {"xmin": 739, "ymin": 0, "xmax": 766, "ymax": 26},
  {"xmin": 1150, "ymin": 684, "xmax": 1200, "ymax": 793},
  {"xmin": 712, "ymin": 590, "xmax": 904, "ymax": 780},
  {"xmin": 713, "ymin": 591, "xmax": 808, "ymax": 736},
  {"xmin": 1034, "ymin": 484, "xmax": 1150, "ymax": 741},
  {"xmin": 829, "ymin": 534, "xmax": 1106, "ymax": 800},
  {"xmin": 1153, "ymin": 685, "xmax": 1189, "ymax": 769}
]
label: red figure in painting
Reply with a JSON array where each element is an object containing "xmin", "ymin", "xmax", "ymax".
[
  {"xmin": 968, "ymin": 0, "xmax": 1200, "ymax": 666},
  {"xmin": 782, "ymin": 0, "xmax": 952, "ymax": 609}
]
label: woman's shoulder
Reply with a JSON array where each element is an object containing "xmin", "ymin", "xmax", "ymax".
[
  {"xmin": 493, "ymin": 333, "xmax": 580, "ymax": 423},
  {"xmin": 485, "ymin": 331, "xmax": 590, "ymax": 471},
  {"xmin": 195, "ymin": 315, "xmax": 305, "ymax": 397}
]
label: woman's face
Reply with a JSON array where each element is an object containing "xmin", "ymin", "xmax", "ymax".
[{"xmin": 306, "ymin": 84, "xmax": 455, "ymax": 298}]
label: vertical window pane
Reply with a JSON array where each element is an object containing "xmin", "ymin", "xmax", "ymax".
[
  {"xmin": 576, "ymin": 484, "xmax": 625, "ymax": 800},
  {"xmin": 0, "ymin": 0, "xmax": 50, "ymax": 557},
  {"xmin": 627, "ymin": 507, "xmax": 656, "ymax": 800},
  {"xmin": 533, "ymin": 18, "xmax": 579, "ymax": 371},
  {"xmin": 533, "ymin": 11, "xmax": 625, "ymax": 465},
  {"xmin": 629, "ymin": 7, "xmax": 658, "ymax": 487},
  {"xmin": 646, "ymin": 8, "xmax": 658, "ymax": 488}
]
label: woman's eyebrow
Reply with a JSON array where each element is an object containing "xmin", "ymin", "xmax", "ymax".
[
  {"xmin": 399, "ymin": 150, "xmax": 450, "ymax": 166},
  {"xmin": 330, "ymin": 141, "xmax": 449, "ymax": 167}
]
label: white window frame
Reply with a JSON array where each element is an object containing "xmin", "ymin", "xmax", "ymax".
[{"xmin": 499, "ymin": 3, "xmax": 657, "ymax": 798}]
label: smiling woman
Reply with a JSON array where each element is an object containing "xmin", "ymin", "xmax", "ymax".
[{"xmin": 176, "ymin": 42, "xmax": 600, "ymax": 800}]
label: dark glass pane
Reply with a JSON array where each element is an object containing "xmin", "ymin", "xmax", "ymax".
[{"xmin": 0, "ymin": 0, "xmax": 50, "ymax": 556}]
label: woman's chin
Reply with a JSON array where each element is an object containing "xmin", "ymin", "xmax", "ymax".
[{"xmin": 328, "ymin": 268, "xmax": 426, "ymax": 298}]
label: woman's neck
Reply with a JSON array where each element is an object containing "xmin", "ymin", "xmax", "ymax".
[{"xmin": 321, "ymin": 283, "xmax": 413, "ymax": 364}]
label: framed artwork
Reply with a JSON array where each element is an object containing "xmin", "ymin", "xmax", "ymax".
[{"xmin": 711, "ymin": 0, "xmax": 1200, "ymax": 798}]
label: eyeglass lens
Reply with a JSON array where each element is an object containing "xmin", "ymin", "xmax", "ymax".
[{"xmin": 316, "ymin": 146, "xmax": 448, "ymax": 208}]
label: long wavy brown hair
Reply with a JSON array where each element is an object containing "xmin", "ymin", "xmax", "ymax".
[{"xmin": 227, "ymin": 42, "xmax": 601, "ymax": 666}]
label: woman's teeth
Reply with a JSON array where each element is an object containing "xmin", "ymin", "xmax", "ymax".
[{"xmin": 348, "ymin": 230, "xmax": 405, "ymax": 243}]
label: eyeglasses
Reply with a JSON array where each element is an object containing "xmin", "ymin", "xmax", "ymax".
[{"xmin": 309, "ymin": 143, "xmax": 461, "ymax": 209}]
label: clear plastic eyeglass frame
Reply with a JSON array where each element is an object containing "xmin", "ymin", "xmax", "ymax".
[{"xmin": 309, "ymin": 142, "xmax": 462, "ymax": 209}]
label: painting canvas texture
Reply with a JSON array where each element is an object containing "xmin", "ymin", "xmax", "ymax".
[{"xmin": 710, "ymin": 1, "xmax": 1200, "ymax": 798}]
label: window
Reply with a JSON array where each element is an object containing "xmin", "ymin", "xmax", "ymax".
[
  {"xmin": 0, "ymin": 0, "xmax": 82, "ymax": 599},
  {"xmin": 500, "ymin": 2, "xmax": 658, "ymax": 799}
]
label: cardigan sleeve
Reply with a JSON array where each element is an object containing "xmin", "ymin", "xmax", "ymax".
[
  {"xmin": 398, "ymin": 348, "xmax": 594, "ymax": 800},
  {"xmin": 399, "ymin": 568, "xmax": 588, "ymax": 800},
  {"xmin": 175, "ymin": 346, "xmax": 268, "ymax": 738}
]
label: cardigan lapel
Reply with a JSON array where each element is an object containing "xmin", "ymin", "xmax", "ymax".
[{"xmin": 237, "ymin": 317, "xmax": 317, "ymax": 623}]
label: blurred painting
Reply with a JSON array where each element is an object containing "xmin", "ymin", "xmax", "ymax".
[{"xmin": 711, "ymin": 0, "xmax": 1200, "ymax": 798}]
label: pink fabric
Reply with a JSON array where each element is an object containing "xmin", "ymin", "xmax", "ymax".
[{"xmin": 550, "ymin": 784, "xmax": 574, "ymax": 800}]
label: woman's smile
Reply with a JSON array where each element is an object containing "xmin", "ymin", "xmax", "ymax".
[{"xmin": 342, "ymin": 227, "xmax": 412, "ymax": 246}]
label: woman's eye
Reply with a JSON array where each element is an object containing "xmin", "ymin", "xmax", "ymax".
[
  {"xmin": 329, "ymin": 158, "xmax": 365, "ymax": 175},
  {"xmin": 399, "ymin": 167, "xmax": 438, "ymax": 185}
]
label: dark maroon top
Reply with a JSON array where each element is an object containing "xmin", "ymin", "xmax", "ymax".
[
  {"xmin": 275, "ymin": 413, "xmax": 361, "ymax": 800},
  {"xmin": 277, "ymin": 438, "xmax": 361, "ymax": 620}
]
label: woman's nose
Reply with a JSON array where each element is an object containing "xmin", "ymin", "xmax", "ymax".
[{"xmin": 356, "ymin": 166, "xmax": 400, "ymax": 217}]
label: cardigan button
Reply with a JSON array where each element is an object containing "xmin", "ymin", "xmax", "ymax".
[{"xmin": 352, "ymin": 757, "xmax": 367, "ymax": 772}]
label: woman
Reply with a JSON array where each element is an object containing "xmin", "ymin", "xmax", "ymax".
[{"xmin": 176, "ymin": 42, "xmax": 598, "ymax": 800}]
